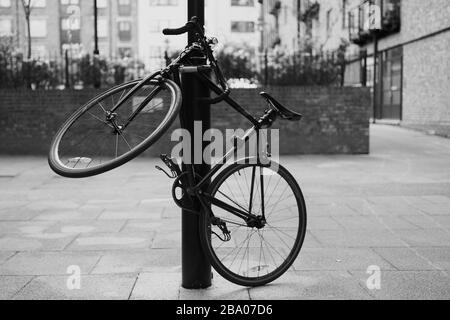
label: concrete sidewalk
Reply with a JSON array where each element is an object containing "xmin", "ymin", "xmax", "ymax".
[{"xmin": 0, "ymin": 124, "xmax": 449, "ymax": 300}]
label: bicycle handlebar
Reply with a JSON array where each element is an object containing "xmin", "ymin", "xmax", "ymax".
[{"xmin": 163, "ymin": 17, "xmax": 231, "ymax": 105}]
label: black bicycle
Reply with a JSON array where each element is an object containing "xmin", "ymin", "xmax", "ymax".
[{"xmin": 49, "ymin": 17, "xmax": 307, "ymax": 287}]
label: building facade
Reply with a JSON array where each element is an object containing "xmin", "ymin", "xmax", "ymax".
[
  {"xmin": 0, "ymin": 0, "xmax": 139, "ymax": 59},
  {"xmin": 259, "ymin": 0, "xmax": 359, "ymax": 55},
  {"xmin": 137, "ymin": 0, "xmax": 261, "ymax": 70},
  {"xmin": 260, "ymin": 0, "xmax": 450, "ymax": 135},
  {"xmin": 347, "ymin": 0, "xmax": 450, "ymax": 136}
]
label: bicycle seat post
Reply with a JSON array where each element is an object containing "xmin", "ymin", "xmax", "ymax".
[{"xmin": 180, "ymin": 0, "xmax": 212, "ymax": 290}]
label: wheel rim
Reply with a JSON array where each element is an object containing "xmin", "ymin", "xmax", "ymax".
[
  {"xmin": 51, "ymin": 79, "xmax": 180, "ymax": 176},
  {"xmin": 207, "ymin": 164, "xmax": 305, "ymax": 284}
]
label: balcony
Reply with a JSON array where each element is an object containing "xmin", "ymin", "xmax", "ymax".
[
  {"xmin": 300, "ymin": 0, "xmax": 320, "ymax": 22},
  {"xmin": 269, "ymin": 0, "xmax": 281, "ymax": 16},
  {"xmin": 349, "ymin": 0, "xmax": 401, "ymax": 45}
]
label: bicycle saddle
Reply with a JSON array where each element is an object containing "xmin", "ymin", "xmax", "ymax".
[{"xmin": 260, "ymin": 92, "xmax": 303, "ymax": 121}]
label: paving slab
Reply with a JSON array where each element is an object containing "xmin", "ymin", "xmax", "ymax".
[
  {"xmin": 151, "ymin": 231, "xmax": 181, "ymax": 249},
  {"xmin": 0, "ymin": 252, "xmax": 16, "ymax": 264},
  {"xmin": 307, "ymin": 216, "xmax": 343, "ymax": 230},
  {"xmin": 430, "ymin": 216, "xmax": 450, "ymax": 229},
  {"xmin": 0, "ymin": 234, "xmax": 76, "ymax": 252},
  {"xmin": 26, "ymin": 200, "xmax": 81, "ymax": 212},
  {"xmin": 248, "ymin": 271, "xmax": 372, "ymax": 300},
  {"xmin": 399, "ymin": 214, "xmax": 449, "ymax": 230},
  {"xmin": 0, "ymin": 125, "xmax": 449, "ymax": 300},
  {"xmin": 91, "ymin": 249, "xmax": 181, "ymax": 274},
  {"xmin": 293, "ymin": 248, "xmax": 396, "ymax": 271},
  {"xmin": 421, "ymin": 196, "xmax": 450, "ymax": 205},
  {"xmin": 0, "ymin": 251, "xmax": 101, "ymax": 276},
  {"xmin": 0, "ymin": 221, "xmax": 56, "ymax": 235},
  {"xmin": 0, "ymin": 276, "xmax": 33, "ymax": 300},
  {"xmin": 309, "ymin": 229, "xmax": 406, "ymax": 248},
  {"xmin": 66, "ymin": 232, "xmax": 155, "ymax": 251},
  {"xmin": 130, "ymin": 272, "xmax": 180, "ymax": 300},
  {"xmin": 46, "ymin": 220, "xmax": 126, "ymax": 234},
  {"xmin": 0, "ymin": 208, "xmax": 39, "ymax": 221},
  {"xmin": 99, "ymin": 210, "xmax": 163, "ymax": 220},
  {"xmin": 13, "ymin": 274, "xmax": 137, "ymax": 300},
  {"xmin": 0, "ymin": 201, "xmax": 29, "ymax": 211},
  {"xmin": 414, "ymin": 247, "xmax": 450, "ymax": 270},
  {"xmin": 179, "ymin": 274, "xmax": 250, "ymax": 300},
  {"xmin": 350, "ymin": 271, "xmax": 450, "ymax": 300},
  {"xmin": 332, "ymin": 215, "xmax": 418, "ymax": 230},
  {"xmin": 33, "ymin": 210, "xmax": 102, "ymax": 221},
  {"xmin": 120, "ymin": 220, "xmax": 164, "ymax": 233},
  {"xmin": 308, "ymin": 204, "xmax": 358, "ymax": 217},
  {"xmin": 418, "ymin": 204, "xmax": 450, "ymax": 216},
  {"xmin": 394, "ymin": 229, "xmax": 450, "ymax": 247},
  {"xmin": 372, "ymin": 247, "xmax": 442, "ymax": 271}
]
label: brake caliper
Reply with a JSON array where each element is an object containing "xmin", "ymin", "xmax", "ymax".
[{"xmin": 211, "ymin": 217, "xmax": 231, "ymax": 242}]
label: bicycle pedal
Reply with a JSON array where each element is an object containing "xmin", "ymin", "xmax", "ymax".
[
  {"xmin": 159, "ymin": 154, "xmax": 182, "ymax": 177},
  {"xmin": 155, "ymin": 165, "xmax": 177, "ymax": 179}
]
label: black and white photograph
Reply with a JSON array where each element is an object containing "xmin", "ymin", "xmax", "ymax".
[{"xmin": 0, "ymin": 0, "xmax": 449, "ymax": 304}]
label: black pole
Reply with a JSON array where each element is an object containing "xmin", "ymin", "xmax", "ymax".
[
  {"xmin": 372, "ymin": 33, "xmax": 378, "ymax": 123},
  {"xmin": 94, "ymin": 0, "xmax": 99, "ymax": 55},
  {"xmin": 65, "ymin": 49, "xmax": 70, "ymax": 88},
  {"xmin": 181, "ymin": 0, "xmax": 212, "ymax": 290},
  {"xmin": 93, "ymin": 0, "xmax": 100, "ymax": 88}
]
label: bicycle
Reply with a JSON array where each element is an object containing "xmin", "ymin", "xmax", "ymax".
[{"xmin": 48, "ymin": 17, "xmax": 307, "ymax": 287}]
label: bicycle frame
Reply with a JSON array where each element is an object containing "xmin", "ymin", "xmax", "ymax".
[{"xmin": 168, "ymin": 52, "xmax": 276, "ymax": 223}]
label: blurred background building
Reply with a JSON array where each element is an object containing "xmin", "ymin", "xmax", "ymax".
[
  {"xmin": 0, "ymin": 0, "xmax": 139, "ymax": 59},
  {"xmin": 0, "ymin": 0, "xmax": 449, "ymax": 135}
]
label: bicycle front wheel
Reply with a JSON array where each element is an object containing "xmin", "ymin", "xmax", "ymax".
[
  {"xmin": 200, "ymin": 162, "xmax": 307, "ymax": 287},
  {"xmin": 49, "ymin": 77, "xmax": 182, "ymax": 178}
]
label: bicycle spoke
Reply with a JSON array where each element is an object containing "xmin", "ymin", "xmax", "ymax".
[
  {"xmin": 207, "ymin": 163, "xmax": 305, "ymax": 285},
  {"xmin": 216, "ymin": 190, "xmax": 249, "ymax": 215}
]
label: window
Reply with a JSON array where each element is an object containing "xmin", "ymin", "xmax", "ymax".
[
  {"xmin": 0, "ymin": 19, "xmax": 12, "ymax": 36},
  {"xmin": 149, "ymin": 19, "xmax": 170, "ymax": 33},
  {"xmin": 231, "ymin": 0, "xmax": 254, "ymax": 6},
  {"xmin": 118, "ymin": 47, "xmax": 132, "ymax": 58},
  {"xmin": 0, "ymin": 0, "xmax": 11, "ymax": 8},
  {"xmin": 326, "ymin": 9, "xmax": 333, "ymax": 35},
  {"xmin": 118, "ymin": 0, "xmax": 132, "ymax": 16},
  {"xmin": 149, "ymin": 0, "xmax": 178, "ymax": 6},
  {"xmin": 61, "ymin": 17, "xmax": 80, "ymax": 31},
  {"xmin": 60, "ymin": 0, "xmax": 79, "ymax": 5},
  {"xmin": 342, "ymin": 0, "xmax": 349, "ymax": 28},
  {"xmin": 97, "ymin": 0, "xmax": 107, "ymax": 8},
  {"xmin": 98, "ymin": 18, "xmax": 108, "ymax": 38},
  {"xmin": 231, "ymin": 21, "xmax": 255, "ymax": 33},
  {"xmin": 30, "ymin": 19, "xmax": 47, "ymax": 38},
  {"xmin": 31, "ymin": 0, "xmax": 46, "ymax": 8},
  {"xmin": 118, "ymin": 21, "xmax": 132, "ymax": 41}
]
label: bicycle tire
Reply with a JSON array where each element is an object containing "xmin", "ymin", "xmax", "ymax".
[
  {"xmin": 199, "ymin": 161, "xmax": 307, "ymax": 287},
  {"xmin": 49, "ymin": 77, "xmax": 182, "ymax": 178}
]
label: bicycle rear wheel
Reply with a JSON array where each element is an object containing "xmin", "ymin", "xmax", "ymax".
[
  {"xmin": 200, "ymin": 162, "xmax": 307, "ymax": 287},
  {"xmin": 49, "ymin": 77, "xmax": 182, "ymax": 178}
]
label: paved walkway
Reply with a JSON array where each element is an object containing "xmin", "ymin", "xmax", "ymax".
[{"xmin": 0, "ymin": 124, "xmax": 449, "ymax": 300}]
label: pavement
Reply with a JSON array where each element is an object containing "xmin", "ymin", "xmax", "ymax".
[{"xmin": 0, "ymin": 124, "xmax": 449, "ymax": 300}]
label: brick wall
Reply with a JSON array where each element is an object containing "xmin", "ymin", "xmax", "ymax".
[{"xmin": 0, "ymin": 87, "xmax": 371, "ymax": 156}]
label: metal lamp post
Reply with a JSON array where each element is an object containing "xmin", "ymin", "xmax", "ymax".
[
  {"xmin": 93, "ymin": 0, "xmax": 100, "ymax": 88},
  {"xmin": 180, "ymin": 0, "xmax": 212, "ymax": 290}
]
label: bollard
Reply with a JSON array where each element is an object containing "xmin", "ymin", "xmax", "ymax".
[{"xmin": 180, "ymin": 0, "xmax": 212, "ymax": 290}]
